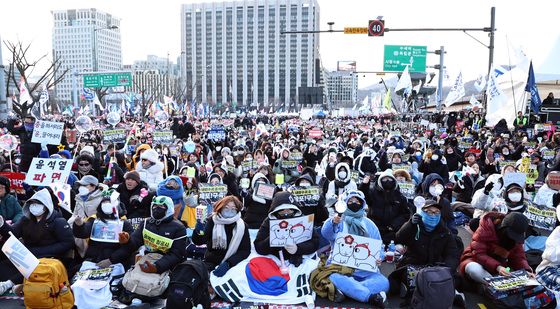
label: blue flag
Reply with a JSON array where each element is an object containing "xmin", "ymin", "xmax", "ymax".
[{"xmin": 525, "ymin": 61, "xmax": 542, "ymax": 113}]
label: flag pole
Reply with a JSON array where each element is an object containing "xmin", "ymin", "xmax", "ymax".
[{"xmin": 506, "ymin": 36, "xmax": 518, "ymax": 115}]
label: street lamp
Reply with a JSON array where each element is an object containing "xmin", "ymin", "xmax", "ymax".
[{"xmin": 93, "ymin": 25, "xmax": 119, "ymax": 72}]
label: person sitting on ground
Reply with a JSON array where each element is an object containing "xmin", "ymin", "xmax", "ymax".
[
  {"xmin": 192, "ymin": 196, "xmax": 251, "ymax": 276},
  {"xmin": 321, "ymin": 190, "xmax": 389, "ymax": 307},
  {"xmin": 116, "ymin": 171, "xmax": 154, "ymax": 220},
  {"xmin": 0, "ymin": 189, "xmax": 74, "ymax": 295},
  {"xmin": 135, "ymin": 149, "xmax": 164, "ymax": 192},
  {"xmin": 0, "ymin": 176, "xmax": 23, "ymax": 224}
]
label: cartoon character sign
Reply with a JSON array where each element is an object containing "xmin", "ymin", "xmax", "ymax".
[
  {"xmin": 269, "ymin": 214, "xmax": 314, "ymax": 247},
  {"xmin": 331, "ymin": 233, "xmax": 383, "ymax": 272}
]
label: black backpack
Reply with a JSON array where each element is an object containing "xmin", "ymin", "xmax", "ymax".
[
  {"xmin": 411, "ymin": 266, "xmax": 455, "ymax": 309},
  {"xmin": 166, "ymin": 260, "xmax": 210, "ymax": 309}
]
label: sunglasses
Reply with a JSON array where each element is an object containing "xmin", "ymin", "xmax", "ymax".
[{"xmin": 78, "ymin": 163, "xmax": 91, "ymax": 167}]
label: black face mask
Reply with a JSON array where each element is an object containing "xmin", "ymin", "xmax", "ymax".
[
  {"xmin": 347, "ymin": 202, "xmax": 362, "ymax": 212},
  {"xmin": 152, "ymin": 207, "xmax": 167, "ymax": 220},
  {"xmin": 381, "ymin": 178, "xmax": 397, "ymax": 191}
]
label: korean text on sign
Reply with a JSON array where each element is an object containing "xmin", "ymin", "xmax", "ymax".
[
  {"xmin": 24, "ymin": 158, "xmax": 73, "ymax": 186},
  {"xmin": 31, "ymin": 120, "xmax": 64, "ymax": 145}
]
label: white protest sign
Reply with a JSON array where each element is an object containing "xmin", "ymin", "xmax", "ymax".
[
  {"xmin": 269, "ymin": 214, "xmax": 314, "ymax": 247},
  {"xmin": 25, "ymin": 158, "xmax": 73, "ymax": 186},
  {"xmin": 420, "ymin": 120, "xmax": 429, "ymax": 127},
  {"xmin": 31, "ymin": 120, "xmax": 64, "ymax": 145},
  {"xmin": 331, "ymin": 233, "xmax": 383, "ymax": 272},
  {"xmin": 90, "ymin": 219, "xmax": 124, "ymax": 243},
  {"xmin": 503, "ymin": 172, "xmax": 526, "ymax": 188},
  {"xmin": 1, "ymin": 233, "xmax": 40, "ymax": 279}
]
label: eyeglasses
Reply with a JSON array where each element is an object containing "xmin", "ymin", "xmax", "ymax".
[
  {"xmin": 78, "ymin": 163, "xmax": 90, "ymax": 167},
  {"xmin": 424, "ymin": 210, "xmax": 441, "ymax": 216}
]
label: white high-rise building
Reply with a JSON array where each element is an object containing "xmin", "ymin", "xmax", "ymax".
[
  {"xmin": 180, "ymin": 0, "xmax": 320, "ymax": 110},
  {"xmin": 326, "ymin": 70, "xmax": 358, "ymax": 107},
  {"xmin": 52, "ymin": 9, "xmax": 122, "ymax": 102}
]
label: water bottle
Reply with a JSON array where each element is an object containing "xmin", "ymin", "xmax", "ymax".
[
  {"xmin": 131, "ymin": 298, "xmax": 142, "ymax": 306},
  {"xmin": 388, "ymin": 240, "xmax": 396, "ymax": 253}
]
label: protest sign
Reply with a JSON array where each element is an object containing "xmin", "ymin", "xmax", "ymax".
[
  {"xmin": 255, "ymin": 183, "xmax": 276, "ymax": 200},
  {"xmin": 331, "ymin": 233, "xmax": 383, "ymax": 272},
  {"xmin": 25, "ymin": 158, "xmax": 73, "ymax": 186},
  {"xmin": 269, "ymin": 214, "xmax": 314, "ymax": 247},
  {"xmin": 103, "ymin": 129, "xmax": 127, "ymax": 144},
  {"xmin": 308, "ymin": 128, "xmax": 323, "ymax": 139},
  {"xmin": 49, "ymin": 182, "xmax": 72, "ymax": 213},
  {"xmin": 0, "ymin": 172, "xmax": 25, "ymax": 194},
  {"xmin": 152, "ymin": 131, "xmax": 174, "ymax": 145},
  {"xmin": 392, "ymin": 164, "xmax": 412, "ymax": 173},
  {"xmin": 90, "ymin": 219, "xmax": 124, "ymax": 243},
  {"xmin": 398, "ymin": 182, "xmax": 416, "ymax": 200},
  {"xmin": 290, "ymin": 186, "xmax": 321, "ymax": 207},
  {"xmin": 1, "ymin": 233, "xmax": 39, "ymax": 279},
  {"xmin": 31, "ymin": 120, "xmax": 64, "ymax": 145},
  {"xmin": 289, "ymin": 151, "xmax": 304, "ymax": 163},
  {"xmin": 484, "ymin": 270, "xmax": 540, "ymax": 299},
  {"xmin": 241, "ymin": 160, "xmax": 254, "ymax": 173},
  {"xmin": 275, "ymin": 174, "xmax": 285, "ymax": 185},
  {"xmin": 71, "ymin": 267, "xmax": 113, "ymax": 289},
  {"xmin": 281, "ymin": 160, "xmax": 299, "ymax": 169},
  {"xmin": 543, "ymin": 150, "xmax": 555, "ymax": 160},
  {"xmin": 523, "ymin": 202, "xmax": 556, "ymax": 231},
  {"xmin": 208, "ymin": 128, "xmax": 226, "ymax": 142},
  {"xmin": 420, "ymin": 120, "xmax": 429, "ymax": 127},
  {"xmin": 503, "ymin": 172, "xmax": 526, "ymax": 188},
  {"xmin": 351, "ymin": 170, "xmax": 360, "ymax": 183},
  {"xmin": 526, "ymin": 164, "xmax": 539, "ymax": 185},
  {"xmin": 198, "ymin": 183, "xmax": 228, "ymax": 206}
]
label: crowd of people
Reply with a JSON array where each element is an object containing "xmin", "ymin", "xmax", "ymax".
[{"xmin": 0, "ymin": 108, "xmax": 559, "ymax": 308}]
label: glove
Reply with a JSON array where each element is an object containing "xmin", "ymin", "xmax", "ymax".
[
  {"xmin": 553, "ymin": 193, "xmax": 560, "ymax": 207},
  {"xmin": 285, "ymin": 244, "xmax": 298, "ymax": 255},
  {"xmin": 96, "ymin": 259, "xmax": 112, "ymax": 269},
  {"xmin": 411, "ymin": 213, "xmax": 422, "ymax": 225},
  {"xmin": 139, "ymin": 260, "xmax": 158, "ymax": 273},
  {"xmin": 484, "ymin": 182, "xmax": 494, "ymax": 195},
  {"xmin": 118, "ymin": 232, "xmax": 130, "ymax": 244},
  {"xmin": 212, "ymin": 262, "xmax": 230, "ymax": 277},
  {"xmin": 289, "ymin": 255, "xmax": 303, "ymax": 267}
]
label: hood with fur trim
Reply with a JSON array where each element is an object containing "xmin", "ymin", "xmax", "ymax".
[
  {"xmin": 343, "ymin": 190, "xmax": 368, "ymax": 210},
  {"xmin": 135, "ymin": 144, "xmax": 152, "ymax": 158},
  {"xmin": 251, "ymin": 172, "xmax": 269, "ymax": 189},
  {"xmin": 140, "ymin": 149, "xmax": 161, "ymax": 164},
  {"xmin": 208, "ymin": 173, "xmax": 223, "ymax": 184},
  {"xmin": 23, "ymin": 189, "xmax": 54, "ymax": 219},
  {"xmin": 334, "ymin": 162, "xmax": 351, "ymax": 182}
]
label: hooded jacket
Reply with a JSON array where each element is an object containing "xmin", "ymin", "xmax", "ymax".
[
  {"xmin": 289, "ymin": 174, "xmax": 329, "ymax": 226},
  {"xmin": 0, "ymin": 192, "xmax": 23, "ymax": 223},
  {"xmin": 72, "ymin": 201, "xmax": 134, "ymax": 262},
  {"xmin": 0, "ymin": 189, "xmax": 74, "ymax": 259},
  {"xmin": 127, "ymin": 144, "xmax": 151, "ymax": 171},
  {"xmin": 325, "ymin": 163, "xmax": 357, "ymax": 207},
  {"xmin": 243, "ymin": 173, "xmax": 274, "ymax": 229},
  {"xmin": 111, "ymin": 198, "xmax": 187, "ymax": 273},
  {"xmin": 421, "ymin": 173, "xmax": 456, "ymax": 235},
  {"xmin": 116, "ymin": 180, "xmax": 154, "ymax": 219},
  {"xmin": 459, "ymin": 212, "xmax": 531, "ymax": 276},
  {"xmin": 418, "ymin": 150, "xmax": 449, "ymax": 183},
  {"xmin": 360, "ymin": 172, "xmax": 411, "ymax": 244},
  {"xmin": 136, "ymin": 149, "xmax": 165, "ymax": 192},
  {"xmin": 471, "ymin": 174, "xmax": 505, "ymax": 218},
  {"xmin": 453, "ymin": 172, "xmax": 485, "ymax": 203},
  {"xmin": 254, "ymin": 192, "xmax": 319, "ymax": 260}
]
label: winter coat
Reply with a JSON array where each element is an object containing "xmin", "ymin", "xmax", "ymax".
[
  {"xmin": 0, "ymin": 189, "xmax": 74, "ymax": 259},
  {"xmin": 289, "ymin": 174, "xmax": 329, "ymax": 227},
  {"xmin": 0, "ymin": 194, "xmax": 23, "ymax": 223},
  {"xmin": 361, "ymin": 180, "xmax": 411, "ymax": 244},
  {"xmin": 325, "ymin": 163, "xmax": 357, "ymax": 207},
  {"xmin": 533, "ymin": 184, "xmax": 556, "ymax": 208},
  {"xmin": 69, "ymin": 188, "xmax": 104, "ymax": 224},
  {"xmin": 136, "ymin": 150, "xmax": 165, "ymax": 192},
  {"xmin": 421, "ymin": 173, "xmax": 457, "ymax": 235},
  {"xmin": 459, "ymin": 212, "xmax": 531, "ymax": 276},
  {"xmin": 243, "ymin": 173, "xmax": 274, "ymax": 229},
  {"xmin": 453, "ymin": 174, "xmax": 485, "ymax": 203},
  {"xmin": 116, "ymin": 181, "xmax": 154, "ymax": 219},
  {"xmin": 444, "ymin": 151, "xmax": 463, "ymax": 172},
  {"xmin": 73, "ymin": 215, "xmax": 134, "ymax": 263},
  {"xmin": 395, "ymin": 219, "xmax": 459, "ymax": 270},
  {"xmin": 418, "ymin": 158, "xmax": 449, "ymax": 183},
  {"xmin": 192, "ymin": 217, "xmax": 251, "ymax": 269},
  {"xmin": 537, "ymin": 226, "xmax": 560, "ymax": 274},
  {"xmin": 111, "ymin": 216, "xmax": 187, "ymax": 273}
]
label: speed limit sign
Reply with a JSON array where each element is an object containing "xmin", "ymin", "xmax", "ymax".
[{"xmin": 368, "ymin": 19, "xmax": 385, "ymax": 36}]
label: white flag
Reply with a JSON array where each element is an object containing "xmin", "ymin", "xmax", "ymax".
[
  {"xmin": 485, "ymin": 66, "xmax": 508, "ymax": 126},
  {"xmin": 395, "ymin": 66, "xmax": 412, "ymax": 94},
  {"xmin": 474, "ymin": 75, "xmax": 486, "ymax": 93},
  {"xmin": 444, "ymin": 72, "xmax": 465, "ymax": 107},
  {"xmin": 93, "ymin": 93, "xmax": 105, "ymax": 111},
  {"xmin": 39, "ymin": 86, "xmax": 49, "ymax": 116},
  {"xmin": 469, "ymin": 94, "xmax": 481, "ymax": 107},
  {"xmin": 18, "ymin": 78, "xmax": 33, "ymax": 105},
  {"xmin": 2, "ymin": 233, "xmax": 40, "ymax": 279}
]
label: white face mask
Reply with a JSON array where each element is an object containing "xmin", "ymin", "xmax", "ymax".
[
  {"xmin": 78, "ymin": 186, "xmax": 90, "ymax": 196},
  {"xmin": 431, "ymin": 155, "xmax": 439, "ymax": 161},
  {"xmin": 216, "ymin": 146, "xmax": 222, "ymax": 152},
  {"xmin": 503, "ymin": 150, "xmax": 509, "ymax": 155},
  {"xmin": 29, "ymin": 204, "xmax": 45, "ymax": 217},
  {"xmin": 508, "ymin": 192, "xmax": 522, "ymax": 202},
  {"xmin": 15, "ymin": 158, "xmax": 21, "ymax": 164},
  {"xmin": 429, "ymin": 184, "xmax": 444, "ymax": 197},
  {"xmin": 101, "ymin": 203, "xmax": 114, "ymax": 215},
  {"xmin": 338, "ymin": 171, "xmax": 347, "ymax": 179},
  {"xmin": 300, "ymin": 182, "xmax": 311, "ymax": 187}
]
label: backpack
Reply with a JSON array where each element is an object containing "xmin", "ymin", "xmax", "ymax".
[
  {"xmin": 166, "ymin": 260, "xmax": 210, "ymax": 309},
  {"xmin": 23, "ymin": 258, "xmax": 74, "ymax": 309},
  {"xmin": 122, "ymin": 253, "xmax": 171, "ymax": 297},
  {"xmin": 410, "ymin": 266, "xmax": 454, "ymax": 309}
]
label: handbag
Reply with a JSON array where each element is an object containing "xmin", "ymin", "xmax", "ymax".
[{"xmin": 122, "ymin": 253, "xmax": 171, "ymax": 297}]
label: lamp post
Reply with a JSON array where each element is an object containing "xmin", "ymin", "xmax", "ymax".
[{"xmin": 92, "ymin": 25, "xmax": 119, "ymax": 72}]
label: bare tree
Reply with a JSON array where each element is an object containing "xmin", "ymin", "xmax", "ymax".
[{"xmin": 4, "ymin": 41, "xmax": 69, "ymax": 118}]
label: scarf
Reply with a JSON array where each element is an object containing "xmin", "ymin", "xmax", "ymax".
[
  {"xmin": 343, "ymin": 208, "xmax": 367, "ymax": 236},
  {"xmin": 157, "ymin": 185, "xmax": 185, "ymax": 207},
  {"xmin": 212, "ymin": 212, "xmax": 245, "ymax": 263}
]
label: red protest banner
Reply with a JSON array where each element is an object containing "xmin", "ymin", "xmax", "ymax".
[
  {"xmin": 548, "ymin": 171, "xmax": 560, "ymax": 191},
  {"xmin": 0, "ymin": 172, "xmax": 26, "ymax": 194}
]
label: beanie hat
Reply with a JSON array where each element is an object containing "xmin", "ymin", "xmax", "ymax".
[{"xmin": 124, "ymin": 171, "xmax": 141, "ymax": 184}]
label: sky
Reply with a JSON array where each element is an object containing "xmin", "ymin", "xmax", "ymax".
[{"xmin": 1, "ymin": 0, "xmax": 559, "ymax": 88}]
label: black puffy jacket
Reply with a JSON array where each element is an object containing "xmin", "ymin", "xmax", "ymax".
[{"xmin": 116, "ymin": 181, "xmax": 154, "ymax": 219}]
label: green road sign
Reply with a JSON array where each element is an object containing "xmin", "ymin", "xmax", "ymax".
[
  {"xmin": 383, "ymin": 45, "xmax": 427, "ymax": 73},
  {"xmin": 83, "ymin": 72, "xmax": 132, "ymax": 88}
]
